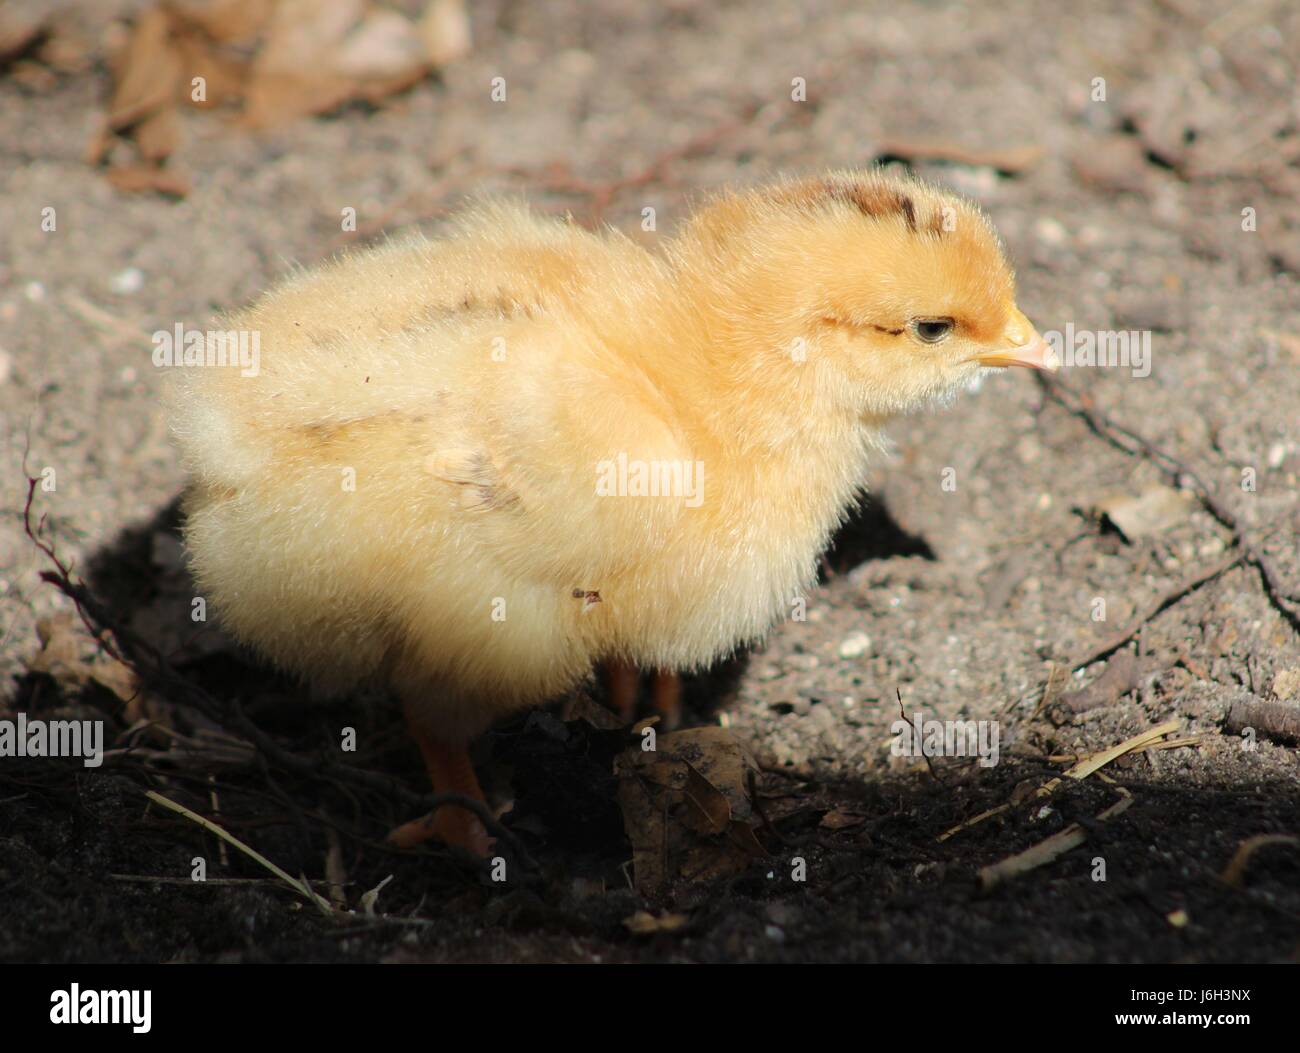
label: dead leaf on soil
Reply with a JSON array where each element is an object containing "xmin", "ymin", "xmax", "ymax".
[
  {"xmin": 819, "ymin": 809, "xmax": 867, "ymax": 830},
  {"xmin": 622, "ymin": 910, "xmax": 688, "ymax": 935},
  {"xmin": 241, "ymin": 0, "xmax": 460, "ymax": 128},
  {"xmin": 1048, "ymin": 651, "xmax": 1169, "ymax": 721},
  {"xmin": 25, "ymin": 612, "xmax": 141, "ymax": 707},
  {"xmin": 1093, "ymin": 484, "xmax": 1195, "ymax": 542},
  {"xmin": 80, "ymin": 0, "xmax": 470, "ymax": 192},
  {"xmin": 0, "ymin": 13, "xmax": 48, "ymax": 70},
  {"xmin": 615, "ymin": 726, "xmax": 767, "ymax": 895}
]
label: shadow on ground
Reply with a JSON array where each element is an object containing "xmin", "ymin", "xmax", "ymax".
[{"xmin": 2, "ymin": 494, "xmax": 1296, "ymax": 963}]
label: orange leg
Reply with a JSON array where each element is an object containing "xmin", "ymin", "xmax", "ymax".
[
  {"xmin": 650, "ymin": 670, "xmax": 682, "ymax": 730},
  {"xmin": 387, "ymin": 715, "xmax": 492, "ymax": 857},
  {"xmin": 605, "ymin": 662, "xmax": 682, "ymax": 728},
  {"xmin": 605, "ymin": 658, "xmax": 641, "ymax": 723}
]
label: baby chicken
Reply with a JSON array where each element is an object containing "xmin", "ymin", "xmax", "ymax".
[{"xmin": 167, "ymin": 169, "xmax": 1057, "ymax": 855}]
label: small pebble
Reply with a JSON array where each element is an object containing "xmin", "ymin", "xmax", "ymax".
[
  {"xmin": 838, "ymin": 631, "xmax": 872, "ymax": 659},
  {"xmin": 24, "ymin": 281, "xmax": 45, "ymax": 302},
  {"xmin": 110, "ymin": 266, "xmax": 145, "ymax": 294},
  {"xmin": 1034, "ymin": 217, "xmax": 1068, "ymax": 246},
  {"xmin": 784, "ymin": 653, "xmax": 819, "ymax": 671}
]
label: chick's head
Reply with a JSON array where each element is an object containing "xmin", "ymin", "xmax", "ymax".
[{"xmin": 688, "ymin": 170, "xmax": 1058, "ymax": 422}]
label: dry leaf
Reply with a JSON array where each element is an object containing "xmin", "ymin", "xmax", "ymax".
[
  {"xmin": 819, "ymin": 809, "xmax": 866, "ymax": 830},
  {"xmin": 25, "ymin": 612, "xmax": 141, "ymax": 706},
  {"xmin": 336, "ymin": 9, "xmax": 423, "ymax": 78},
  {"xmin": 419, "ymin": 0, "xmax": 470, "ymax": 66},
  {"xmin": 1094, "ymin": 484, "xmax": 1195, "ymax": 542},
  {"xmin": 615, "ymin": 727, "xmax": 767, "ymax": 894},
  {"xmin": 623, "ymin": 910, "xmax": 689, "ymax": 935},
  {"xmin": 104, "ymin": 164, "xmax": 191, "ymax": 197},
  {"xmin": 88, "ymin": 0, "xmax": 453, "ymax": 184},
  {"xmin": 244, "ymin": 0, "xmax": 428, "ymax": 127},
  {"xmin": 0, "ymin": 15, "xmax": 48, "ymax": 70},
  {"xmin": 104, "ymin": 8, "xmax": 182, "ymax": 135},
  {"xmin": 170, "ymin": 0, "xmax": 274, "ymax": 44}
]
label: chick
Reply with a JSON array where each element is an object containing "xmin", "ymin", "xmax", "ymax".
[{"xmin": 167, "ymin": 169, "xmax": 1057, "ymax": 854}]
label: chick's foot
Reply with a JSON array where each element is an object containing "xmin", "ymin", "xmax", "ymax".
[
  {"xmin": 387, "ymin": 727, "xmax": 493, "ymax": 857},
  {"xmin": 387, "ymin": 807, "xmax": 492, "ymax": 857}
]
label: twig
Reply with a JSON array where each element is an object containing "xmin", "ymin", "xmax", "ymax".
[
  {"xmin": 938, "ymin": 719, "xmax": 1178, "ymax": 841},
  {"xmin": 1038, "ymin": 375, "xmax": 1300, "ymax": 635},
  {"xmin": 1063, "ymin": 552, "xmax": 1244, "ymax": 673},
  {"xmin": 896, "ymin": 687, "xmax": 947, "ymax": 784},
  {"xmin": 1223, "ymin": 697, "xmax": 1300, "ymax": 746},
  {"xmin": 22, "ymin": 475, "xmax": 539, "ymax": 876},
  {"xmin": 108, "ymin": 874, "xmax": 343, "ymax": 889}
]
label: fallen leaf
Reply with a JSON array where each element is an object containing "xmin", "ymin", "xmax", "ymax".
[
  {"xmin": 615, "ymin": 727, "xmax": 766, "ymax": 894},
  {"xmin": 171, "ymin": 0, "xmax": 274, "ymax": 43},
  {"xmin": 104, "ymin": 164, "xmax": 192, "ymax": 197},
  {"xmin": 623, "ymin": 910, "xmax": 688, "ymax": 935},
  {"xmin": 0, "ymin": 14, "xmax": 48, "ymax": 71},
  {"xmin": 25, "ymin": 612, "xmax": 141, "ymax": 706},
  {"xmin": 819, "ymin": 809, "xmax": 867, "ymax": 830},
  {"xmin": 1093, "ymin": 484, "xmax": 1195, "ymax": 542},
  {"xmin": 1049, "ymin": 652, "xmax": 1167, "ymax": 720},
  {"xmin": 418, "ymin": 0, "xmax": 470, "ymax": 66}
]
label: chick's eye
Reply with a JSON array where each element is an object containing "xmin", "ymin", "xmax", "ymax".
[{"xmin": 913, "ymin": 318, "xmax": 954, "ymax": 344}]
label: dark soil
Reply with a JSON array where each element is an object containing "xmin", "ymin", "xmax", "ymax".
[{"xmin": 2, "ymin": 0, "xmax": 1298, "ymax": 963}]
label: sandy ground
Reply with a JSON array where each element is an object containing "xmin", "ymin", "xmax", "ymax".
[{"xmin": 2, "ymin": 0, "xmax": 1298, "ymax": 962}]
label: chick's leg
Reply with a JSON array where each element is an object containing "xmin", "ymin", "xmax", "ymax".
[
  {"xmin": 387, "ymin": 714, "xmax": 492, "ymax": 857},
  {"xmin": 605, "ymin": 659, "xmax": 641, "ymax": 723},
  {"xmin": 650, "ymin": 670, "xmax": 682, "ymax": 730}
]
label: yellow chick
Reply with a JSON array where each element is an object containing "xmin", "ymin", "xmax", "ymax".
[{"xmin": 166, "ymin": 169, "xmax": 1057, "ymax": 854}]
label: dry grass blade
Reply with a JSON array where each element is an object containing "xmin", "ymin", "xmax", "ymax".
[
  {"xmin": 1060, "ymin": 718, "xmax": 1181, "ymax": 780},
  {"xmin": 145, "ymin": 789, "xmax": 334, "ymax": 915},
  {"xmin": 978, "ymin": 789, "xmax": 1134, "ymax": 890},
  {"xmin": 1221, "ymin": 834, "xmax": 1300, "ymax": 887},
  {"xmin": 940, "ymin": 720, "xmax": 1179, "ymax": 842}
]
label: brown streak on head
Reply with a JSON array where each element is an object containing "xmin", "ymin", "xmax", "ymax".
[
  {"xmin": 784, "ymin": 178, "xmax": 921, "ymax": 232},
  {"xmin": 898, "ymin": 195, "xmax": 917, "ymax": 232}
]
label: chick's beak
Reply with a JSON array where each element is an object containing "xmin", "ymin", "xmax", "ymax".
[{"xmin": 974, "ymin": 311, "xmax": 1060, "ymax": 372}]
